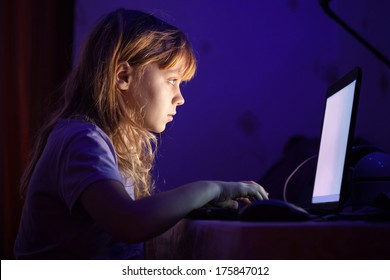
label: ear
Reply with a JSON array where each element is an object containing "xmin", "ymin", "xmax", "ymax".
[{"xmin": 116, "ymin": 61, "xmax": 133, "ymax": 90}]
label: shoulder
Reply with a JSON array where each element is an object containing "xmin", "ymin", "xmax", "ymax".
[
  {"xmin": 50, "ymin": 118, "xmax": 115, "ymax": 154},
  {"xmin": 49, "ymin": 118, "xmax": 122, "ymax": 207},
  {"xmin": 53, "ymin": 117, "xmax": 109, "ymax": 140}
]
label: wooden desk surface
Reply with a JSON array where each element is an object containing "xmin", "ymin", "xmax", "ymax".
[{"xmin": 146, "ymin": 219, "xmax": 390, "ymax": 259}]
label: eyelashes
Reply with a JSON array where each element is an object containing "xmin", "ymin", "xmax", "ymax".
[
  {"xmin": 168, "ymin": 78, "xmax": 187, "ymax": 91},
  {"xmin": 168, "ymin": 78, "xmax": 178, "ymax": 86}
]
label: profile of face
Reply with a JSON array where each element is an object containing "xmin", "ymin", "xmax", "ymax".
[{"xmin": 117, "ymin": 60, "xmax": 186, "ymax": 133}]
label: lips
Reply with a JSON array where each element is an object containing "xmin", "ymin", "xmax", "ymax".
[{"xmin": 167, "ymin": 113, "xmax": 175, "ymax": 121}]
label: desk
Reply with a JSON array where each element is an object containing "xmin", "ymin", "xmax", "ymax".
[{"xmin": 145, "ymin": 219, "xmax": 390, "ymax": 259}]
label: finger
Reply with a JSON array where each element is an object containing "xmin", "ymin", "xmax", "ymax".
[
  {"xmin": 242, "ymin": 181, "xmax": 269, "ymax": 200},
  {"xmin": 248, "ymin": 189, "xmax": 263, "ymax": 201},
  {"xmin": 236, "ymin": 197, "xmax": 251, "ymax": 205},
  {"xmin": 239, "ymin": 182, "xmax": 263, "ymax": 200},
  {"xmin": 214, "ymin": 199, "xmax": 239, "ymax": 209},
  {"xmin": 248, "ymin": 195, "xmax": 260, "ymax": 202},
  {"xmin": 259, "ymin": 186, "xmax": 269, "ymax": 200}
]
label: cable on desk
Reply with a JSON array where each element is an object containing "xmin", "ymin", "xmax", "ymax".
[{"xmin": 283, "ymin": 154, "xmax": 318, "ymax": 203}]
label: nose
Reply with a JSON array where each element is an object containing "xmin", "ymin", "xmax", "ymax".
[{"xmin": 174, "ymin": 89, "xmax": 185, "ymax": 106}]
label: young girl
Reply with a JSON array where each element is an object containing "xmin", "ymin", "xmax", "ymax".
[{"xmin": 14, "ymin": 8, "xmax": 268, "ymax": 259}]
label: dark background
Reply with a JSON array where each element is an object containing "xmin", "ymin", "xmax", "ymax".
[{"xmin": 1, "ymin": 0, "xmax": 389, "ymax": 259}]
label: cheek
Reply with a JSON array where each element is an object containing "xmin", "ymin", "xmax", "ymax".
[
  {"xmin": 133, "ymin": 78, "xmax": 169, "ymax": 117},
  {"xmin": 130, "ymin": 83, "xmax": 151, "ymax": 110},
  {"xmin": 145, "ymin": 97, "xmax": 164, "ymax": 118}
]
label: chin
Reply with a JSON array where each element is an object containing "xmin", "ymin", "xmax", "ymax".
[{"xmin": 149, "ymin": 126, "xmax": 166, "ymax": 133}]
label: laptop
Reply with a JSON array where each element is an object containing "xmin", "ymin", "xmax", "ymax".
[
  {"xmin": 188, "ymin": 67, "xmax": 362, "ymax": 220},
  {"xmin": 309, "ymin": 66, "xmax": 361, "ymax": 211}
]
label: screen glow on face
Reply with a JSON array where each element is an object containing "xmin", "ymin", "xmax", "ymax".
[{"xmin": 312, "ymin": 81, "xmax": 356, "ymax": 204}]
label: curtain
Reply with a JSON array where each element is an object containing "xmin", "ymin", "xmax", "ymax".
[{"xmin": 0, "ymin": 0, "xmax": 74, "ymax": 259}]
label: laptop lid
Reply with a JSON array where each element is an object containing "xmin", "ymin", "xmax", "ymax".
[{"xmin": 310, "ymin": 67, "xmax": 362, "ymax": 209}]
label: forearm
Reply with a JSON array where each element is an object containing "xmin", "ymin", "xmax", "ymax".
[
  {"xmin": 124, "ymin": 181, "xmax": 220, "ymax": 241},
  {"xmin": 81, "ymin": 179, "xmax": 266, "ymax": 243},
  {"xmin": 81, "ymin": 180, "xmax": 220, "ymax": 243}
]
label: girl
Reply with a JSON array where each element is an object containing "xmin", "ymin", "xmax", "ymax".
[{"xmin": 14, "ymin": 8, "xmax": 268, "ymax": 259}]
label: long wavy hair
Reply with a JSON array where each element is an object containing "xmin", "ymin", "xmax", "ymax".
[{"xmin": 20, "ymin": 9, "xmax": 197, "ymax": 199}]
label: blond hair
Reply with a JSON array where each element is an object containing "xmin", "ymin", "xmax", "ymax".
[{"xmin": 20, "ymin": 9, "xmax": 197, "ymax": 199}]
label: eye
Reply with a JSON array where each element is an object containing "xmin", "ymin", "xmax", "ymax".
[{"xmin": 168, "ymin": 78, "xmax": 179, "ymax": 86}]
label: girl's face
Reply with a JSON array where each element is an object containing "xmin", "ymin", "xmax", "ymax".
[{"xmin": 131, "ymin": 61, "xmax": 186, "ymax": 133}]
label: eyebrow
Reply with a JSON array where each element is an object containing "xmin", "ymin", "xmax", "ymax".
[
  {"xmin": 164, "ymin": 68, "xmax": 181, "ymax": 74},
  {"xmin": 163, "ymin": 68, "xmax": 184, "ymax": 77}
]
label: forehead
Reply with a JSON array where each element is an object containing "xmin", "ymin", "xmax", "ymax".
[
  {"xmin": 141, "ymin": 59, "xmax": 187, "ymax": 81},
  {"xmin": 141, "ymin": 62, "xmax": 180, "ymax": 79},
  {"xmin": 160, "ymin": 58, "xmax": 187, "ymax": 76}
]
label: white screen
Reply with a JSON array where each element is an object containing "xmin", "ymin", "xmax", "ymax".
[{"xmin": 312, "ymin": 81, "xmax": 356, "ymax": 204}]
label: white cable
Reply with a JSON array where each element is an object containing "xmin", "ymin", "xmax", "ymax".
[{"xmin": 283, "ymin": 154, "xmax": 318, "ymax": 202}]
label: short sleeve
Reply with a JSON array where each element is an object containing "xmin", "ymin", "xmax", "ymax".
[{"xmin": 56, "ymin": 124, "xmax": 123, "ymax": 211}]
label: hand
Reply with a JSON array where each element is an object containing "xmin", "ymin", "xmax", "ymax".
[{"xmin": 210, "ymin": 181, "xmax": 268, "ymax": 209}]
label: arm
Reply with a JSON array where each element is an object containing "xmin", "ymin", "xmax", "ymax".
[{"xmin": 79, "ymin": 180, "xmax": 267, "ymax": 243}]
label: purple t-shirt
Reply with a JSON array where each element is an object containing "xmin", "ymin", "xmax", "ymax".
[{"xmin": 14, "ymin": 118, "xmax": 143, "ymax": 259}]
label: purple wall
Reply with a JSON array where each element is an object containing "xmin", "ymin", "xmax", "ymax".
[{"xmin": 74, "ymin": 0, "xmax": 390, "ymax": 191}]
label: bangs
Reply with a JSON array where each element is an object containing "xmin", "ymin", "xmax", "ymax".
[
  {"xmin": 158, "ymin": 33, "xmax": 197, "ymax": 81},
  {"xmin": 123, "ymin": 28, "xmax": 197, "ymax": 82}
]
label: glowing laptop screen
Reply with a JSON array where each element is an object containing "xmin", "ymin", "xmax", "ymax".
[{"xmin": 312, "ymin": 79, "xmax": 357, "ymax": 204}]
